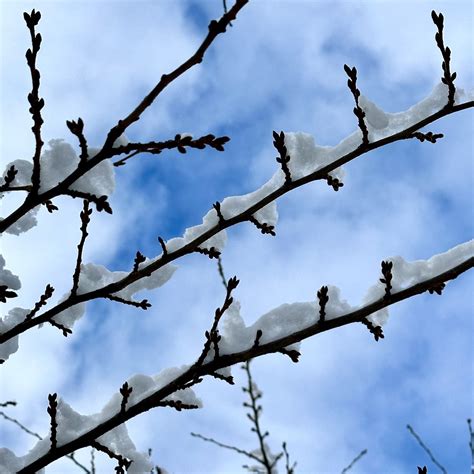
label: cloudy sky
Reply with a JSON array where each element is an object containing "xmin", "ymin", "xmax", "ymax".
[{"xmin": 1, "ymin": 0, "xmax": 473, "ymax": 473}]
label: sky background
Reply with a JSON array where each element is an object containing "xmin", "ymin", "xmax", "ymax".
[{"xmin": 0, "ymin": 0, "xmax": 473, "ymax": 473}]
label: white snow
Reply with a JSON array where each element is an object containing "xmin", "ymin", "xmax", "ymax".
[
  {"xmin": 0, "ymin": 254, "xmax": 21, "ymax": 291},
  {"xmin": 0, "ymin": 307, "xmax": 28, "ymax": 362},
  {"xmin": 218, "ymin": 241, "xmax": 473, "ymax": 354},
  {"xmin": 52, "ymin": 260, "xmax": 177, "ymax": 329},
  {"xmin": 15, "ymin": 365, "xmax": 201, "ymax": 472}
]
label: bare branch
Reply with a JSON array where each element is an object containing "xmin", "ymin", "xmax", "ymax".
[
  {"xmin": 23, "ymin": 9, "xmax": 44, "ymax": 195},
  {"xmin": 407, "ymin": 424, "xmax": 447, "ymax": 474},
  {"xmin": 340, "ymin": 448, "xmax": 368, "ymax": 474}
]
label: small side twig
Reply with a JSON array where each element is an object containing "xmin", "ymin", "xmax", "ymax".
[
  {"xmin": 70, "ymin": 200, "xmax": 92, "ymax": 297},
  {"xmin": 431, "ymin": 11, "xmax": 456, "ymax": 109},
  {"xmin": 273, "ymin": 131, "xmax": 291, "ymax": 184},
  {"xmin": 119, "ymin": 382, "xmax": 133, "ymax": 414},
  {"xmin": 248, "ymin": 216, "xmax": 276, "ymax": 236},
  {"xmin": 66, "ymin": 117, "xmax": 89, "ymax": 164},
  {"xmin": 195, "ymin": 246, "xmax": 221, "ymax": 259},
  {"xmin": 407, "ymin": 131, "xmax": 444, "ymax": 143},
  {"xmin": 158, "ymin": 236, "xmax": 168, "ymax": 257},
  {"xmin": 380, "ymin": 260, "xmax": 393, "ymax": 300},
  {"xmin": 191, "ymin": 432, "xmax": 262, "ymax": 462},
  {"xmin": 467, "ymin": 418, "xmax": 473, "ymax": 474},
  {"xmin": 133, "ymin": 251, "xmax": 146, "ymax": 272},
  {"xmin": 317, "ymin": 285, "xmax": 329, "ymax": 323},
  {"xmin": 340, "ymin": 448, "xmax": 368, "ymax": 474},
  {"xmin": 90, "ymin": 441, "xmax": 131, "ymax": 474},
  {"xmin": 113, "ymin": 133, "xmax": 230, "ymax": 166},
  {"xmin": 0, "ymin": 285, "xmax": 18, "ymax": 303},
  {"xmin": 282, "ymin": 441, "xmax": 296, "ymax": 474},
  {"xmin": 407, "ymin": 424, "xmax": 447, "ymax": 474},
  {"xmin": 195, "ymin": 276, "xmax": 239, "ymax": 367},
  {"xmin": 62, "ymin": 190, "xmax": 113, "ymax": 214},
  {"xmin": 343, "ymin": 64, "xmax": 369, "ymax": 147},
  {"xmin": 361, "ymin": 318, "xmax": 384, "ymax": 341},
  {"xmin": 25, "ymin": 284, "xmax": 54, "ymax": 319},
  {"xmin": 105, "ymin": 294, "xmax": 151, "ymax": 310},
  {"xmin": 47, "ymin": 393, "xmax": 58, "ymax": 450},
  {"xmin": 278, "ymin": 347, "xmax": 301, "ymax": 363},
  {"xmin": 48, "ymin": 319, "xmax": 72, "ymax": 337},
  {"xmin": 23, "ymin": 9, "xmax": 45, "ymax": 195}
]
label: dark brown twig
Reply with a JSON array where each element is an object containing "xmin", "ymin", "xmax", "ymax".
[
  {"xmin": 340, "ymin": 448, "xmax": 368, "ymax": 474},
  {"xmin": 105, "ymin": 294, "xmax": 151, "ymax": 310},
  {"xmin": 0, "ymin": 286, "xmax": 18, "ymax": 303},
  {"xmin": 113, "ymin": 134, "xmax": 230, "ymax": 166},
  {"xmin": 282, "ymin": 441, "xmax": 296, "ymax": 474},
  {"xmin": 317, "ymin": 285, "xmax": 329, "ymax": 323},
  {"xmin": 62, "ymin": 190, "xmax": 112, "ymax": 214},
  {"xmin": 191, "ymin": 432, "xmax": 262, "ymax": 462},
  {"xmin": 431, "ymin": 11, "xmax": 456, "ymax": 109},
  {"xmin": 195, "ymin": 276, "xmax": 239, "ymax": 367},
  {"xmin": 195, "ymin": 246, "xmax": 221, "ymax": 259},
  {"xmin": 468, "ymin": 418, "xmax": 474, "ymax": 474},
  {"xmin": 273, "ymin": 131, "xmax": 291, "ymax": 184},
  {"xmin": 133, "ymin": 251, "xmax": 146, "ymax": 272},
  {"xmin": 90, "ymin": 441, "xmax": 131, "ymax": 474},
  {"xmin": 361, "ymin": 317, "xmax": 384, "ymax": 341},
  {"xmin": 119, "ymin": 382, "xmax": 133, "ymax": 414},
  {"xmin": 66, "ymin": 118, "xmax": 89, "ymax": 164},
  {"xmin": 47, "ymin": 393, "xmax": 58, "ymax": 450},
  {"xmin": 25, "ymin": 284, "xmax": 54, "ymax": 319},
  {"xmin": 343, "ymin": 64, "xmax": 369, "ymax": 147},
  {"xmin": 407, "ymin": 424, "xmax": 447, "ymax": 474},
  {"xmin": 380, "ymin": 260, "xmax": 393, "ymax": 300},
  {"xmin": 242, "ymin": 360, "xmax": 280, "ymax": 473},
  {"xmin": 248, "ymin": 216, "xmax": 276, "ymax": 236},
  {"xmin": 23, "ymin": 9, "xmax": 44, "ymax": 195},
  {"xmin": 408, "ymin": 131, "xmax": 444, "ymax": 143},
  {"xmin": 71, "ymin": 201, "xmax": 92, "ymax": 297},
  {"xmin": 16, "ymin": 257, "xmax": 473, "ymax": 473}
]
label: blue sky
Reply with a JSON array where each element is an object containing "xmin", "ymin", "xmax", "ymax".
[{"xmin": 0, "ymin": 0, "xmax": 473, "ymax": 473}]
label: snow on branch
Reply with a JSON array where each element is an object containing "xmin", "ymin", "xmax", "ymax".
[{"xmin": 6, "ymin": 241, "xmax": 472, "ymax": 472}]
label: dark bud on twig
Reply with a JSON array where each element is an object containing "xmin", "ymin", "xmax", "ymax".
[
  {"xmin": 380, "ymin": 260, "xmax": 393, "ymax": 300},
  {"xmin": 0, "ymin": 286, "xmax": 18, "ymax": 303},
  {"xmin": 133, "ymin": 251, "xmax": 146, "ymax": 272},
  {"xmin": 273, "ymin": 130, "xmax": 292, "ymax": 184},
  {"xmin": 418, "ymin": 467, "xmax": 428, "ymax": 474},
  {"xmin": 278, "ymin": 348, "xmax": 301, "ymax": 363},
  {"xmin": 196, "ymin": 247, "xmax": 221, "ymax": 259},
  {"xmin": 42, "ymin": 200, "xmax": 59, "ymax": 213},
  {"xmin": 47, "ymin": 393, "xmax": 58, "ymax": 450},
  {"xmin": 326, "ymin": 175, "xmax": 344, "ymax": 191},
  {"xmin": 66, "ymin": 118, "xmax": 84, "ymax": 135},
  {"xmin": 158, "ymin": 236, "xmax": 168, "ymax": 257},
  {"xmin": 428, "ymin": 282, "xmax": 445, "ymax": 295},
  {"xmin": 317, "ymin": 285, "xmax": 329, "ymax": 323},
  {"xmin": 213, "ymin": 201, "xmax": 225, "ymax": 223},
  {"xmin": 48, "ymin": 319, "xmax": 72, "ymax": 337},
  {"xmin": 361, "ymin": 318, "xmax": 384, "ymax": 341},
  {"xmin": 248, "ymin": 216, "xmax": 276, "ymax": 236},
  {"xmin": 253, "ymin": 329, "xmax": 263, "ymax": 347},
  {"xmin": 3, "ymin": 165, "xmax": 18, "ymax": 187},
  {"xmin": 410, "ymin": 131, "xmax": 444, "ymax": 143},
  {"xmin": 23, "ymin": 9, "xmax": 41, "ymax": 27},
  {"xmin": 343, "ymin": 64, "xmax": 369, "ymax": 146},
  {"xmin": 119, "ymin": 382, "xmax": 133, "ymax": 414}
]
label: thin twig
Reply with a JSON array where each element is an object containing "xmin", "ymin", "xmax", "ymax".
[
  {"xmin": 407, "ymin": 424, "xmax": 447, "ymax": 474},
  {"xmin": 340, "ymin": 449, "xmax": 367, "ymax": 474},
  {"xmin": 191, "ymin": 432, "xmax": 262, "ymax": 463}
]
